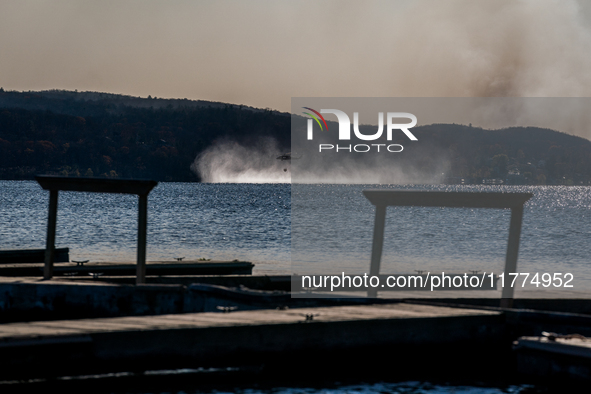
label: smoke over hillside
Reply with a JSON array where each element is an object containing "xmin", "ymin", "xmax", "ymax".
[
  {"xmin": 378, "ymin": 0, "xmax": 591, "ymax": 98},
  {"xmin": 3, "ymin": 1, "xmax": 591, "ymax": 114}
]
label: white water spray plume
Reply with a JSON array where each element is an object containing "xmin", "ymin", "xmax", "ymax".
[
  {"xmin": 192, "ymin": 137, "xmax": 448, "ymax": 184},
  {"xmin": 191, "ymin": 138, "xmax": 291, "ymax": 183}
]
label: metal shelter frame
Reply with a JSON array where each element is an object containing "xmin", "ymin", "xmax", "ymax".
[
  {"xmin": 36, "ymin": 176, "xmax": 158, "ymax": 284},
  {"xmin": 363, "ymin": 190, "xmax": 533, "ymax": 307}
]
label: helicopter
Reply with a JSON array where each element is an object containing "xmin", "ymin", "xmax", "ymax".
[
  {"xmin": 276, "ymin": 152, "xmax": 292, "ymax": 161},
  {"xmin": 276, "ymin": 152, "xmax": 300, "ymax": 171}
]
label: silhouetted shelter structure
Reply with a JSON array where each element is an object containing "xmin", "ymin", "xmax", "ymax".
[
  {"xmin": 363, "ymin": 190, "xmax": 533, "ymax": 307},
  {"xmin": 35, "ymin": 175, "xmax": 158, "ymax": 284}
]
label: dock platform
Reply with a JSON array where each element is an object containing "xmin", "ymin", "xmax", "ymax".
[
  {"xmin": 0, "ymin": 260, "xmax": 254, "ymax": 277},
  {"xmin": 0, "ymin": 303, "xmax": 503, "ymax": 380},
  {"xmin": 513, "ymin": 334, "xmax": 591, "ymax": 381}
]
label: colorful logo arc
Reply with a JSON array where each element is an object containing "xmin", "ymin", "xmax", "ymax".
[{"xmin": 302, "ymin": 107, "xmax": 329, "ymax": 131}]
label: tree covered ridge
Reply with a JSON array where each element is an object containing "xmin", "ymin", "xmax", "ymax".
[
  {"xmin": 0, "ymin": 90, "xmax": 590, "ymax": 184},
  {"xmin": 411, "ymin": 124, "xmax": 591, "ymax": 185},
  {"xmin": 0, "ymin": 90, "xmax": 290, "ymax": 181}
]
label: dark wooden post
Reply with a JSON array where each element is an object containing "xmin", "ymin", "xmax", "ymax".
[
  {"xmin": 368, "ymin": 205, "xmax": 386, "ymax": 297},
  {"xmin": 136, "ymin": 194, "xmax": 148, "ymax": 284},
  {"xmin": 500, "ymin": 205, "xmax": 525, "ymax": 308},
  {"xmin": 43, "ymin": 190, "xmax": 59, "ymax": 279}
]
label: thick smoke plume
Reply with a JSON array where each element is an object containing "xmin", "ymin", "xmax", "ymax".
[
  {"xmin": 191, "ymin": 138, "xmax": 290, "ymax": 183},
  {"xmin": 385, "ymin": 0, "xmax": 591, "ymax": 98},
  {"xmin": 5, "ymin": 1, "xmax": 591, "ymax": 115}
]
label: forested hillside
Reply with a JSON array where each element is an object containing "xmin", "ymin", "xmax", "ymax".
[
  {"xmin": 1, "ymin": 89, "xmax": 590, "ymax": 184},
  {"xmin": 0, "ymin": 90, "xmax": 290, "ymax": 181}
]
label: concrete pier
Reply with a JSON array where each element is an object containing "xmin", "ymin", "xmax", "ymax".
[
  {"xmin": 0, "ymin": 303, "xmax": 503, "ymax": 380},
  {"xmin": 0, "ymin": 260, "xmax": 254, "ymax": 277},
  {"xmin": 2, "ymin": 278, "xmax": 591, "ymax": 385}
]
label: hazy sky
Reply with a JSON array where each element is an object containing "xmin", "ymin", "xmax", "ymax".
[{"xmin": 2, "ymin": 0, "xmax": 591, "ymax": 113}]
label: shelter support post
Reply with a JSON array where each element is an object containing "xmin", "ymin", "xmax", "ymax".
[{"xmin": 43, "ymin": 190, "xmax": 59, "ymax": 280}]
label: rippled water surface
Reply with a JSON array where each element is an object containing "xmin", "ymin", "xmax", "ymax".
[
  {"xmin": 1, "ymin": 182, "xmax": 591, "ymax": 291},
  {"xmin": 293, "ymin": 184, "xmax": 591, "ymax": 294},
  {"xmin": 145, "ymin": 381, "xmax": 537, "ymax": 394},
  {"xmin": 0, "ymin": 181, "xmax": 290, "ymax": 274}
]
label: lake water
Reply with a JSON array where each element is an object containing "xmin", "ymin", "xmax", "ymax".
[
  {"xmin": 183, "ymin": 382, "xmax": 535, "ymax": 394},
  {"xmin": 0, "ymin": 180, "xmax": 583, "ymax": 392},
  {"xmin": 104, "ymin": 379, "xmax": 540, "ymax": 394},
  {"xmin": 0, "ymin": 181, "xmax": 291, "ymax": 274},
  {"xmin": 292, "ymin": 183, "xmax": 591, "ymax": 297},
  {"xmin": 1, "ymin": 181, "xmax": 591, "ymax": 296}
]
